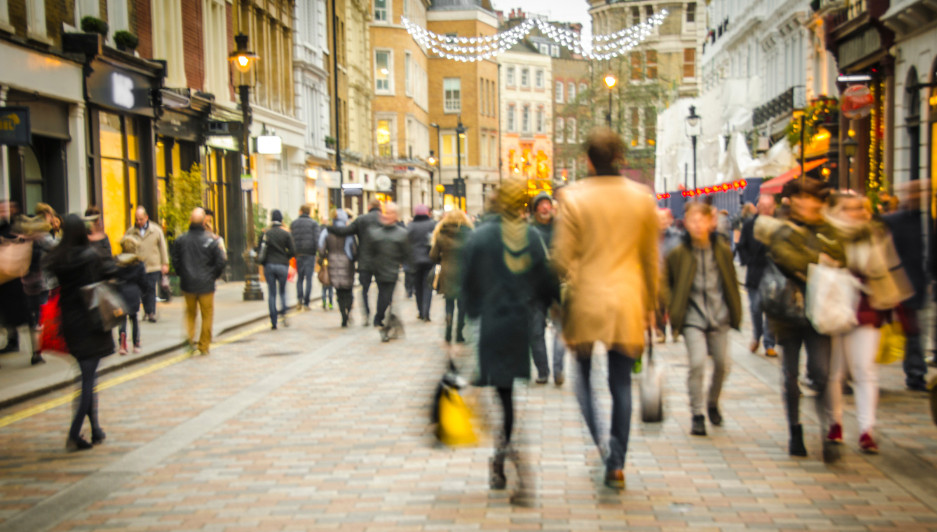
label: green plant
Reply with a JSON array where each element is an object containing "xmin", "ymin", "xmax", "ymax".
[
  {"xmin": 252, "ymin": 204, "xmax": 269, "ymax": 243},
  {"xmin": 324, "ymin": 135, "xmax": 336, "ymax": 146},
  {"xmin": 114, "ymin": 30, "xmax": 139, "ymax": 51},
  {"xmin": 159, "ymin": 163, "xmax": 206, "ymax": 244},
  {"xmin": 785, "ymin": 97, "xmax": 839, "ymax": 148},
  {"xmin": 80, "ymin": 16, "xmax": 108, "ymax": 38}
]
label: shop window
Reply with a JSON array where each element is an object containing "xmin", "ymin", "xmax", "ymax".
[{"xmin": 98, "ymin": 111, "xmax": 141, "ymax": 255}]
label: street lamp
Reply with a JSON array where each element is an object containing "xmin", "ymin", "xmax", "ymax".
[
  {"xmin": 685, "ymin": 105, "xmax": 701, "ymax": 190},
  {"xmin": 455, "ymin": 118, "xmax": 467, "ymax": 210},
  {"xmin": 430, "ymin": 122, "xmax": 442, "ymax": 210},
  {"xmin": 229, "ymin": 33, "xmax": 263, "ymax": 301},
  {"xmin": 427, "ymin": 151, "xmax": 437, "ymax": 211},
  {"xmin": 604, "ymin": 74, "xmax": 617, "ymax": 128}
]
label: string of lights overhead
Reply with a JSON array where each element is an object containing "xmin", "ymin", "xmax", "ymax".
[{"xmin": 400, "ymin": 10, "xmax": 668, "ymax": 63}]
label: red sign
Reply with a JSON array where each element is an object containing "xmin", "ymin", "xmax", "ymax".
[{"xmin": 841, "ymin": 84, "xmax": 873, "ymax": 119}]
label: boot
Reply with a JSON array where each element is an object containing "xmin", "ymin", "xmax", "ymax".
[
  {"xmin": 789, "ymin": 424, "xmax": 807, "ymax": 457},
  {"xmin": 507, "ymin": 446, "xmax": 534, "ymax": 507},
  {"xmin": 119, "ymin": 332, "xmax": 128, "ymax": 355},
  {"xmin": 490, "ymin": 445, "xmax": 507, "ymax": 490},
  {"xmin": 444, "ymin": 314, "xmax": 453, "ymax": 344}
]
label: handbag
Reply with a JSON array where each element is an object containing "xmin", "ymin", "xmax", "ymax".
[
  {"xmin": 876, "ymin": 320, "xmax": 905, "ymax": 364},
  {"xmin": 81, "ymin": 281, "xmax": 128, "ymax": 331},
  {"xmin": 317, "ymin": 258, "xmax": 331, "ymax": 286},
  {"xmin": 0, "ymin": 237, "xmax": 33, "ymax": 285},
  {"xmin": 759, "ymin": 259, "xmax": 807, "ymax": 326},
  {"xmin": 159, "ymin": 273, "xmax": 172, "ymax": 302},
  {"xmin": 39, "ymin": 289, "xmax": 68, "ymax": 354},
  {"xmin": 805, "ymin": 263, "xmax": 860, "ymax": 335},
  {"xmin": 256, "ymin": 232, "xmax": 268, "ymax": 264},
  {"xmin": 431, "ymin": 359, "xmax": 477, "ymax": 447}
]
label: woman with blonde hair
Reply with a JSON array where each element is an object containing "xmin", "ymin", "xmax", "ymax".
[{"xmin": 430, "ymin": 209, "xmax": 473, "ymax": 343}]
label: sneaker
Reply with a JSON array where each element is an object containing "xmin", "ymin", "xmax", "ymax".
[
  {"xmin": 707, "ymin": 405, "xmax": 723, "ymax": 426},
  {"xmin": 749, "ymin": 339, "xmax": 760, "ymax": 353},
  {"xmin": 765, "ymin": 348, "xmax": 778, "ymax": 358},
  {"xmin": 329, "ymin": 303, "xmax": 334, "ymax": 310},
  {"xmin": 827, "ymin": 423, "xmax": 843, "ymax": 443},
  {"xmin": 554, "ymin": 372, "xmax": 565, "ymax": 386},
  {"xmin": 859, "ymin": 432, "xmax": 879, "ymax": 454},
  {"xmin": 535, "ymin": 376, "xmax": 549, "ymax": 385},
  {"xmin": 604, "ymin": 468, "xmax": 625, "ymax": 490},
  {"xmin": 119, "ymin": 332, "xmax": 128, "ymax": 356},
  {"xmin": 691, "ymin": 414, "xmax": 707, "ymax": 436}
]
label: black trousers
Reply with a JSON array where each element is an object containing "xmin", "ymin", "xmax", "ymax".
[
  {"xmin": 142, "ymin": 271, "xmax": 161, "ymax": 316},
  {"xmin": 359, "ymin": 270, "xmax": 374, "ymax": 315},
  {"xmin": 337, "ymin": 288, "xmax": 354, "ymax": 324},
  {"xmin": 413, "ymin": 264, "xmax": 434, "ymax": 319},
  {"xmin": 374, "ymin": 281, "xmax": 396, "ymax": 326}
]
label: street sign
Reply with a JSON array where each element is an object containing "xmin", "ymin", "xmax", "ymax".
[
  {"xmin": 0, "ymin": 107, "xmax": 31, "ymax": 146},
  {"xmin": 240, "ymin": 175, "xmax": 254, "ymax": 191}
]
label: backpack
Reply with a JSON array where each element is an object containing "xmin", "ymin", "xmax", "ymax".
[{"xmin": 758, "ymin": 259, "xmax": 807, "ymax": 326}]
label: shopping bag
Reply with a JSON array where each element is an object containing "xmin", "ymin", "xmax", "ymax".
[
  {"xmin": 806, "ymin": 263, "xmax": 861, "ymax": 335},
  {"xmin": 39, "ymin": 289, "xmax": 68, "ymax": 354},
  {"xmin": 158, "ymin": 273, "xmax": 172, "ymax": 302},
  {"xmin": 0, "ymin": 237, "xmax": 32, "ymax": 285},
  {"xmin": 639, "ymin": 328, "xmax": 664, "ymax": 423},
  {"xmin": 432, "ymin": 360, "xmax": 477, "ymax": 447},
  {"xmin": 81, "ymin": 281, "xmax": 128, "ymax": 331},
  {"xmin": 876, "ymin": 320, "xmax": 905, "ymax": 364}
]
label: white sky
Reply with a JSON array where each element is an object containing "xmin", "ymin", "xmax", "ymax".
[{"xmin": 490, "ymin": 0, "xmax": 593, "ymax": 49}]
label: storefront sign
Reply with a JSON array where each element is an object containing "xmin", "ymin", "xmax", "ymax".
[
  {"xmin": 206, "ymin": 136, "xmax": 239, "ymax": 151},
  {"xmin": 0, "ymin": 107, "xmax": 31, "ymax": 146},
  {"xmin": 376, "ymin": 174, "xmax": 392, "ymax": 192},
  {"xmin": 255, "ymin": 135, "xmax": 282, "ymax": 155},
  {"xmin": 86, "ymin": 59, "xmax": 159, "ymax": 117}
]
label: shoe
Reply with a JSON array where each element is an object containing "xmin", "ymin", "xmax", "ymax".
[
  {"xmin": 789, "ymin": 424, "xmax": 807, "ymax": 457},
  {"xmin": 133, "ymin": 343, "xmax": 141, "ymax": 354},
  {"xmin": 424, "ymin": 316, "xmax": 431, "ymax": 323},
  {"xmin": 554, "ymin": 372, "xmax": 565, "ymax": 386},
  {"xmin": 604, "ymin": 469, "xmax": 625, "ymax": 490},
  {"xmin": 535, "ymin": 376, "xmax": 548, "ymax": 385},
  {"xmin": 749, "ymin": 339, "xmax": 760, "ymax": 353},
  {"xmin": 119, "ymin": 332, "xmax": 128, "ymax": 355},
  {"xmin": 707, "ymin": 405, "xmax": 723, "ymax": 426},
  {"xmin": 271, "ymin": 324, "xmax": 277, "ymax": 330},
  {"xmin": 30, "ymin": 353, "xmax": 45, "ymax": 365},
  {"xmin": 490, "ymin": 448, "xmax": 507, "ymax": 490},
  {"xmin": 91, "ymin": 430, "xmax": 106, "ymax": 445},
  {"xmin": 907, "ymin": 381, "xmax": 928, "ymax": 392},
  {"xmin": 363, "ymin": 314, "xmax": 370, "ymax": 327},
  {"xmin": 66, "ymin": 436, "xmax": 93, "ymax": 452},
  {"xmin": 691, "ymin": 414, "xmax": 707, "ymax": 436},
  {"xmin": 455, "ymin": 334, "xmax": 466, "ymax": 343},
  {"xmin": 765, "ymin": 348, "xmax": 778, "ymax": 358},
  {"xmin": 859, "ymin": 432, "xmax": 879, "ymax": 454},
  {"xmin": 328, "ymin": 303, "xmax": 334, "ymax": 310},
  {"xmin": 281, "ymin": 314, "xmax": 289, "ymax": 327},
  {"xmin": 822, "ymin": 439, "xmax": 841, "ymax": 463},
  {"xmin": 827, "ymin": 423, "xmax": 843, "ymax": 443}
]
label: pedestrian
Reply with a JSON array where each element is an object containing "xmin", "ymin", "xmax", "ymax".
[
  {"xmin": 430, "ymin": 209, "xmax": 473, "ymax": 343},
  {"xmin": 656, "ymin": 208, "xmax": 681, "ymax": 343},
  {"xmin": 407, "ymin": 204, "xmax": 436, "ymax": 321},
  {"xmin": 826, "ymin": 191, "xmax": 912, "ymax": 453},
  {"xmin": 171, "ymin": 208, "xmax": 227, "ymax": 355},
  {"xmin": 319, "ymin": 209, "xmax": 357, "ymax": 327},
  {"xmin": 755, "ymin": 177, "xmax": 845, "ymax": 462},
  {"xmin": 47, "ymin": 214, "xmax": 118, "ymax": 451},
  {"xmin": 259, "ymin": 209, "xmax": 295, "ymax": 329},
  {"xmin": 461, "ymin": 174, "xmax": 557, "ymax": 502},
  {"xmin": 328, "ymin": 199, "xmax": 383, "ymax": 325},
  {"xmin": 552, "ymin": 128, "xmax": 660, "ymax": 490},
  {"xmin": 23, "ymin": 203, "xmax": 61, "ymax": 364},
  {"xmin": 664, "ymin": 202, "xmax": 742, "ymax": 436},
  {"xmin": 124, "ymin": 206, "xmax": 169, "ymax": 323},
  {"xmin": 367, "ymin": 202, "xmax": 410, "ymax": 338},
  {"xmin": 0, "ymin": 201, "xmax": 47, "ymax": 365},
  {"xmin": 737, "ymin": 194, "xmax": 778, "ymax": 357},
  {"xmin": 882, "ymin": 181, "xmax": 932, "ymax": 389},
  {"xmin": 83, "ymin": 206, "xmax": 112, "ymax": 257},
  {"xmin": 528, "ymin": 191, "xmax": 566, "ymax": 385},
  {"xmin": 115, "ymin": 236, "xmax": 148, "ymax": 355},
  {"xmin": 290, "ymin": 204, "xmax": 319, "ymax": 311}
]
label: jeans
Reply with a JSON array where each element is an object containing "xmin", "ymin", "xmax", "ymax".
[
  {"xmin": 831, "ymin": 326, "xmax": 880, "ymax": 434},
  {"xmin": 322, "ymin": 285, "xmax": 333, "ymax": 306},
  {"xmin": 778, "ymin": 325, "xmax": 832, "ymax": 428},
  {"xmin": 359, "ymin": 270, "xmax": 375, "ymax": 316},
  {"xmin": 295, "ymin": 255, "xmax": 316, "ymax": 307},
  {"xmin": 70, "ymin": 357, "xmax": 102, "ymax": 440},
  {"xmin": 747, "ymin": 289, "xmax": 775, "ymax": 349},
  {"xmin": 413, "ymin": 264, "xmax": 434, "ymax": 319},
  {"xmin": 683, "ymin": 326, "xmax": 730, "ymax": 416},
  {"xmin": 529, "ymin": 304, "xmax": 566, "ymax": 379},
  {"xmin": 574, "ymin": 348, "xmax": 635, "ymax": 471},
  {"xmin": 265, "ymin": 263, "xmax": 289, "ymax": 327},
  {"xmin": 118, "ymin": 312, "xmax": 140, "ymax": 346},
  {"xmin": 900, "ymin": 307, "xmax": 927, "ymax": 388},
  {"xmin": 444, "ymin": 297, "xmax": 466, "ymax": 341},
  {"xmin": 183, "ymin": 292, "xmax": 215, "ymax": 353},
  {"xmin": 374, "ymin": 281, "xmax": 396, "ymax": 326},
  {"xmin": 142, "ymin": 271, "xmax": 161, "ymax": 316}
]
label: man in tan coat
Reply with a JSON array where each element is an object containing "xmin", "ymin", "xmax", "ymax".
[
  {"xmin": 552, "ymin": 128, "xmax": 659, "ymax": 490},
  {"xmin": 125, "ymin": 206, "xmax": 169, "ymax": 322}
]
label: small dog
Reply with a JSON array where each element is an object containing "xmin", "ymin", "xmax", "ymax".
[{"xmin": 380, "ymin": 308, "xmax": 405, "ymax": 342}]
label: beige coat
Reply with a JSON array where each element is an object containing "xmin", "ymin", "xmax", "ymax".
[
  {"xmin": 553, "ymin": 176, "xmax": 659, "ymax": 357},
  {"xmin": 124, "ymin": 222, "xmax": 168, "ymax": 273}
]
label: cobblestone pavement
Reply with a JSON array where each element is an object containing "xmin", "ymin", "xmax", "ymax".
[{"xmin": 0, "ymin": 285, "xmax": 936, "ymax": 532}]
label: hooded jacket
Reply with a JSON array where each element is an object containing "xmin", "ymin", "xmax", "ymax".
[
  {"xmin": 430, "ymin": 222, "xmax": 471, "ymax": 298},
  {"xmin": 407, "ymin": 214, "xmax": 436, "ymax": 267}
]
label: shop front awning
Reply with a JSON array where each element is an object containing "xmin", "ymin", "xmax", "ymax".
[{"xmin": 759, "ymin": 158, "xmax": 828, "ymax": 195}]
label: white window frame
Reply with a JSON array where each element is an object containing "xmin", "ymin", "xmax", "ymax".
[
  {"xmin": 521, "ymin": 105, "xmax": 530, "ymax": 133},
  {"xmin": 551, "ymin": 45, "xmax": 559, "ymax": 57},
  {"xmin": 568, "ymin": 118, "xmax": 576, "ymax": 143},
  {"xmin": 506, "ymin": 66, "xmax": 515, "ymax": 87},
  {"xmin": 579, "ymin": 82, "xmax": 587, "ymax": 97},
  {"xmin": 555, "ymin": 81, "xmax": 564, "ymax": 103},
  {"xmin": 555, "ymin": 117, "xmax": 565, "ymax": 143},
  {"xmin": 567, "ymin": 82, "xmax": 576, "ymax": 101},
  {"xmin": 521, "ymin": 68, "xmax": 529, "ymax": 88},
  {"xmin": 375, "ymin": 114, "xmax": 396, "ymax": 157},
  {"xmin": 106, "ymin": 0, "xmax": 129, "ymax": 42},
  {"xmin": 404, "ymin": 51, "xmax": 412, "ymax": 96},
  {"xmin": 443, "ymin": 78, "xmax": 461, "ymax": 113},
  {"xmin": 374, "ymin": 0, "xmax": 390, "ymax": 22},
  {"xmin": 375, "ymin": 49, "xmax": 393, "ymax": 94},
  {"xmin": 507, "ymin": 104, "xmax": 516, "ymax": 132},
  {"xmin": 535, "ymin": 69, "xmax": 544, "ymax": 89},
  {"xmin": 536, "ymin": 107, "xmax": 544, "ymax": 133},
  {"xmin": 441, "ymin": 132, "xmax": 467, "ymax": 166}
]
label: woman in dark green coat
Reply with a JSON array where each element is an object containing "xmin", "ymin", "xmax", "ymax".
[{"xmin": 461, "ymin": 176, "xmax": 558, "ymax": 498}]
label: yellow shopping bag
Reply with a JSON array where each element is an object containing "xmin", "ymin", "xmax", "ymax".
[
  {"xmin": 437, "ymin": 387, "xmax": 477, "ymax": 447},
  {"xmin": 876, "ymin": 321, "xmax": 905, "ymax": 365}
]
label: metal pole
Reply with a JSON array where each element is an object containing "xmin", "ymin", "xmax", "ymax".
[
  {"xmin": 241, "ymin": 82, "xmax": 263, "ymax": 301},
  {"xmin": 691, "ymin": 135, "xmax": 698, "ymax": 190},
  {"xmin": 331, "ymin": 0, "xmax": 342, "ymax": 209},
  {"xmin": 607, "ymin": 89, "xmax": 612, "ymax": 128},
  {"xmin": 799, "ymin": 113, "xmax": 806, "ymax": 185},
  {"xmin": 456, "ymin": 127, "xmax": 462, "ymax": 210},
  {"xmin": 430, "ymin": 169, "xmax": 434, "ymax": 210}
]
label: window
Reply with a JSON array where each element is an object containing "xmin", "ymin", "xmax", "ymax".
[
  {"xmin": 507, "ymin": 104, "xmax": 516, "ymax": 131},
  {"xmin": 645, "ymin": 107, "xmax": 657, "ymax": 144},
  {"xmin": 374, "ymin": 0, "xmax": 388, "ymax": 22},
  {"xmin": 630, "ymin": 52, "xmax": 642, "ymax": 81},
  {"xmin": 375, "ymin": 50, "xmax": 392, "ymax": 92},
  {"xmin": 686, "ymin": 2, "xmax": 696, "ymax": 23},
  {"xmin": 535, "ymin": 69, "xmax": 544, "ymax": 89},
  {"xmin": 551, "ymin": 45, "xmax": 559, "ymax": 57},
  {"xmin": 404, "ymin": 52, "xmax": 412, "ymax": 96},
  {"xmin": 630, "ymin": 107, "xmax": 640, "ymax": 144},
  {"xmin": 539, "ymin": 44, "xmax": 549, "ymax": 55},
  {"xmin": 555, "ymin": 117, "xmax": 565, "ymax": 143},
  {"xmin": 579, "ymin": 82, "xmax": 587, "ymax": 98},
  {"xmin": 521, "ymin": 68, "xmax": 529, "ymax": 87},
  {"xmin": 567, "ymin": 82, "xmax": 576, "ymax": 101},
  {"xmin": 441, "ymin": 132, "xmax": 467, "ymax": 166},
  {"xmin": 536, "ymin": 107, "xmax": 544, "ymax": 133},
  {"xmin": 506, "ymin": 66, "xmax": 515, "ymax": 87},
  {"xmin": 646, "ymin": 50, "xmax": 657, "ymax": 79},
  {"xmin": 522, "ymin": 105, "xmax": 530, "ymax": 132},
  {"xmin": 555, "ymin": 81, "xmax": 564, "ymax": 103},
  {"xmin": 683, "ymin": 48, "xmax": 696, "ymax": 79},
  {"xmin": 376, "ymin": 118, "xmax": 393, "ymax": 157},
  {"xmin": 645, "ymin": 5, "xmax": 654, "ymax": 18},
  {"xmin": 631, "ymin": 6, "xmax": 640, "ymax": 24},
  {"xmin": 443, "ymin": 78, "xmax": 461, "ymax": 112},
  {"xmin": 568, "ymin": 118, "xmax": 576, "ymax": 143}
]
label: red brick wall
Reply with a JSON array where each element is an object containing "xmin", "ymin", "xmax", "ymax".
[
  {"xmin": 134, "ymin": 0, "xmax": 152, "ymax": 59},
  {"xmin": 45, "ymin": 0, "xmax": 75, "ymax": 47},
  {"xmin": 181, "ymin": 0, "xmax": 204, "ymax": 90}
]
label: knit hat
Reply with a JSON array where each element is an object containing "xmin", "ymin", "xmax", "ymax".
[
  {"xmin": 414, "ymin": 204, "xmax": 430, "ymax": 216},
  {"xmin": 271, "ymin": 209, "xmax": 283, "ymax": 223},
  {"xmin": 530, "ymin": 191, "xmax": 552, "ymax": 213}
]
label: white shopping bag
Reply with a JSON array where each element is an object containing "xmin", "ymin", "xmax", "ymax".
[{"xmin": 805, "ymin": 263, "xmax": 861, "ymax": 335}]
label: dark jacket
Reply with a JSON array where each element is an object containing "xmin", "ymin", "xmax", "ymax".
[
  {"xmin": 461, "ymin": 221, "xmax": 558, "ymax": 388},
  {"xmin": 328, "ymin": 207, "xmax": 382, "ymax": 272},
  {"xmin": 664, "ymin": 234, "xmax": 742, "ymax": 334},
  {"xmin": 736, "ymin": 214, "xmax": 770, "ymax": 288},
  {"xmin": 883, "ymin": 210, "xmax": 927, "ymax": 309},
  {"xmin": 407, "ymin": 215, "xmax": 436, "ymax": 267},
  {"xmin": 321, "ymin": 232, "xmax": 357, "ymax": 290},
  {"xmin": 430, "ymin": 223, "xmax": 471, "ymax": 298},
  {"xmin": 49, "ymin": 246, "xmax": 118, "ymax": 360},
  {"xmin": 530, "ymin": 219, "xmax": 553, "ymax": 249},
  {"xmin": 116, "ymin": 259, "xmax": 147, "ymax": 312},
  {"xmin": 260, "ymin": 223, "xmax": 295, "ymax": 266},
  {"xmin": 290, "ymin": 215, "xmax": 319, "ymax": 256},
  {"xmin": 368, "ymin": 222, "xmax": 410, "ymax": 283},
  {"xmin": 171, "ymin": 224, "xmax": 227, "ymax": 294}
]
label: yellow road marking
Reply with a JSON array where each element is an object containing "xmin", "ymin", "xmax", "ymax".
[{"xmin": 0, "ymin": 313, "xmax": 294, "ymax": 428}]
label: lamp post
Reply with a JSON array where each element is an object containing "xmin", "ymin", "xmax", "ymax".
[
  {"xmin": 685, "ymin": 105, "xmax": 701, "ymax": 190},
  {"xmin": 793, "ymin": 86, "xmax": 807, "ymax": 186},
  {"xmin": 427, "ymin": 151, "xmax": 437, "ymax": 211},
  {"xmin": 604, "ymin": 74, "xmax": 617, "ymax": 128},
  {"xmin": 229, "ymin": 33, "xmax": 263, "ymax": 301},
  {"xmin": 430, "ymin": 122, "xmax": 441, "ymax": 209},
  {"xmin": 455, "ymin": 118, "xmax": 466, "ymax": 210}
]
